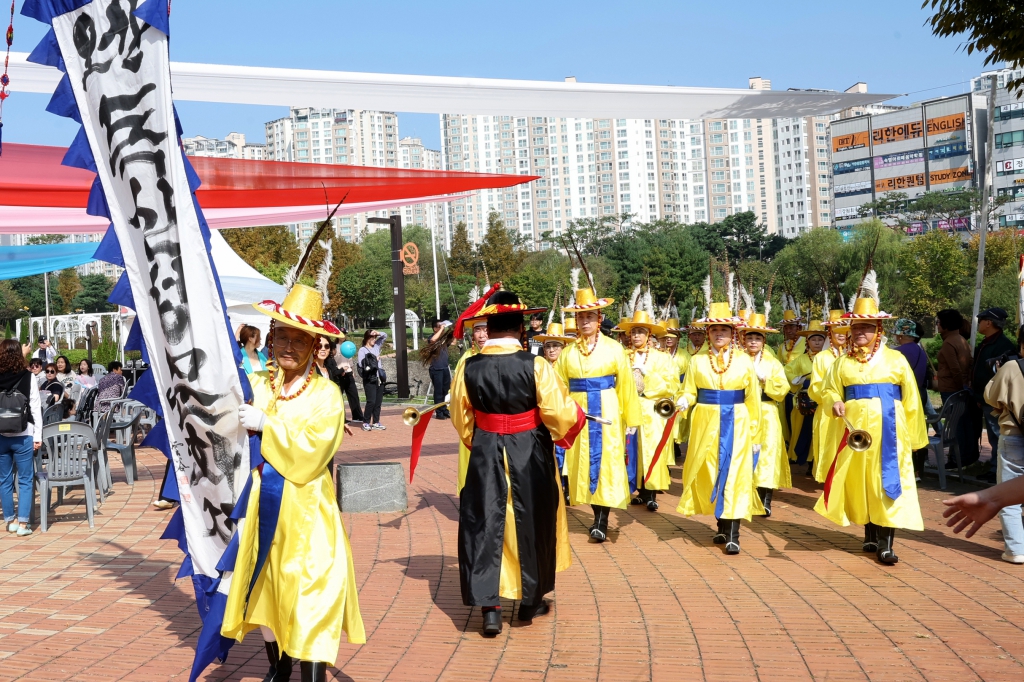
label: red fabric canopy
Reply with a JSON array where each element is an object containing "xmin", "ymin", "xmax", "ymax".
[{"xmin": 0, "ymin": 143, "xmax": 536, "ymax": 209}]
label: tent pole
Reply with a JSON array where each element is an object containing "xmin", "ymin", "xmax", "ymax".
[{"xmin": 43, "ymin": 271, "xmax": 51, "ymax": 343}]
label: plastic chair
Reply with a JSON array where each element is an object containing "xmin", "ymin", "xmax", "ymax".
[
  {"xmin": 927, "ymin": 390, "xmax": 969, "ymax": 490},
  {"xmin": 74, "ymin": 388, "xmax": 98, "ymax": 425},
  {"xmin": 102, "ymin": 409, "xmax": 142, "ymax": 486},
  {"xmin": 36, "ymin": 422, "xmax": 99, "ymax": 531},
  {"xmin": 42, "ymin": 402, "xmax": 65, "ymax": 426},
  {"xmin": 92, "ymin": 410, "xmax": 114, "ymax": 499}
]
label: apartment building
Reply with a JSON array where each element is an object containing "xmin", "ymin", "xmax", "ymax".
[
  {"xmin": 772, "ymin": 115, "xmax": 836, "ymax": 236},
  {"xmin": 182, "ymin": 132, "xmax": 266, "ymax": 160},
  {"xmin": 992, "ymin": 82, "xmax": 1024, "ymax": 229},
  {"xmin": 264, "ymin": 108, "xmax": 443, "ymax": 243}
]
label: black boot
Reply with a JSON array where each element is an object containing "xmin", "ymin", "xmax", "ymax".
[
  {"xmin": 482, "ymin": 606, "xmax": 502, "ymax": 636},
  {"xmin": 562, "ymin": 476, "xmax": 571, "ymax": 507},
  {"xmin": 630, "ymin": 489, "xmax": 646, "ymax": 505},
  {"xmin": 298, "ymin": 661, "xmax": 326, "ymax": 682},
  {"xmin": 876, "ymin": 526, "xmax": 898, "ymax": 565},
  {"xmin": 725, "ymin": 519, "xmax": 741, "ymax": 555},
  {"xmin": 863, "ymin": 523, "xmax": 878, "ymax": 553},
  {"xmin": 713, "ymin": 518, "xmax": 727, "ymax": 544},
  {"xmin": 263, "ymin": 641, "xmax": 293, "ymax": 682},
  {"xmin": 518, "ymin": 599, "xmax": 550, "ymax": 621},
  {"xmin": 589, "ymin": 505, "xmax": 609, "ymax": 542},
  {"xmin": 757, "ymin": 487, "xmax": 773, "ymax": 518},
  {"xmin": 646, "ymin": 490, "xmax": 659, "ymax": 512}
]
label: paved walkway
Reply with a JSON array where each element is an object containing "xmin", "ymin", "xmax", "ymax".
[{"xmin": 0, "ymin": 407, "xmax": 1021, "ymax": 681}]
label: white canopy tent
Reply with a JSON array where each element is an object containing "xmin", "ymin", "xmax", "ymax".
[
  {"xmin": 8, "ymin": 52, "xmax": 895, "ymax": 118},
  {"xmin": 208, "ymin": 229, "xmax": 285, "ymax": 339}
]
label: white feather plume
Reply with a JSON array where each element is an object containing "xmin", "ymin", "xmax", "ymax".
[
  {"xmin": 570, "ymin": 267, "xmax": 581, "ymax": 294},
  {"xmin": 740, "ymin": 282, "xmax": 753, "ymax": 312},
  {"xmin": 546, "ymin": 306, "xmax": 555, "ymax": 326},
  {"xmin": 625, "ymin": 284, "xmax": 641, "ymax": 316},
  {"xmin": 282, "ymin": 261, "xmax": 299, "ymax": 291},
  {"xmin": 841, "ymin": 292, "xmax": 850, "ymax": 313},
  {"xmin": 822, "ymin": 290, "xmax": 830, "ymax": 321},
  {"xmin": 315, "ymin": 239, "xmax": 333, "ymax": 307},
  {"xmin": 670, "ymin": 304, "xmax": 678, "ymax": 320},
  {"xmin": 642, "ymin": 288, "xmax": 654, "ymax": 318},
  {"xmin": 690, "ymin": 306, "xmax": 698, "ymax": 325},
  {"xmin": 764, "ymin": 297, "xmax": 772, "ymax": 325},
  {"xmin": 701, "ymin": 275, "xmax": 712, "ymax": 314},
  {"xmin": 859, "ymin": 269, "xmax": 880, "ymax": 307},
  {"xmin": 467, "ymin": 284, "xmax": 480, "ymax": 305},
  {"xmin": 795, "ymin": 298, "xmax": 802, "ymax": 319},
  {"xmin": 727, "ymin": 273, "xmax": 736, "ymax": 310}
]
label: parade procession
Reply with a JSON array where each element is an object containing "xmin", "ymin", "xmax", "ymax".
[{"xmin": 4, "ymin": 1, "xmax": 1024, "ymax": 680}]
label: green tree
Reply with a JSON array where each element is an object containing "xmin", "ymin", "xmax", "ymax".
[
  {"xmin": 447, "ymin": 221, "xmax": 476, "ymax": 277},
  {"xmin": 896, "ymin": 230, "xmax": 970, "ymax": 319},
  {"xmin": 26, "ymin": 234, "xmax": 67, "ymax": 245},
  {"xmin": 55, "ymin": 269, "xmax": 82, "ymax": 314},
  {"xmin": 220, "ymin": 225, "xmax": 300, "ymax": 279},
  {"xmin": 478, "ymin": 211, "xmax": 525, "ymax": 283},
  {"xmin": 0, "ymin": 280, "xmax": 24, "ymax": 324},
  {"xmin": 924, "ymin": 0, "xmax": 1024, "ymax": 94},
  {"xmin": 335, "ymin": 259, "xmax": 392, "ymax": 323},
  {"xmin": 71, "ymin": 274, "xmax": 116, "ymax": 313}
]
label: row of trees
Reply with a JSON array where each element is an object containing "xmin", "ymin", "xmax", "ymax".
[{"xmin": 221, "ymin": 206, "xmax": 1021, "ymax": 339}]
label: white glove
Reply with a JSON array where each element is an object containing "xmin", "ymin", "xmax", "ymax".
[
  {"xmin": 444, "ymin": 393, "xmax": 451, "ymax": 404},
  {"xmin": 752, "ymin": 444, "xmax": 761, "ymax": 456},
  {"xmin": 239, "ymin": 404, "xmax": 267, "ymax": 432},
  {"xmin": 675, "ymin": 396, "xmax": 690, "ymax": 412},
  {"xmin": 626, "ymin": 426, "xmax": 637, "ymax": 436},
  {"xmin": 756, "ymin": 368, "xmax": 767, "ymax": 383},
  {"xmin": 791, "ymin": 375, "xmax": 805, "ymax": 386}
]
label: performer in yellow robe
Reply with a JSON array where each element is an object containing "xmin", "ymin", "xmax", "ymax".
[
  {"xmin": 225, "ymin": 284, "xmax": 364, "ymax": 682},
  {"xmin": 555, "ymin": 288, "xmax": 642, "ymax": 542},
  {"xmin": 741, "ymin": 313, "xmax": 790, "ymax": 517},
  {"xmin": 674, "ymin": 323, "xmax": 705, "ymax": 446},
  {"xmin": 813, "ymin": 291, "xmax": 928, "ymax": 565},
  {"xmin": 786, "ymin": 321, "xmax": 828, "ymax": 472},
  {"xmin": 450, "ymin": 291, "xmax": 586, "ymax": 635},
  {"xmin": 660, "ymin": 318, "xmax": 689, "ymax": 466},
  {"xmin": 809, "ymin": 311, "xmax": 850, "ymax": 483},
  {"xmin": 535, "ymin": 321, "xmax": 577, "ymax": 506},
  {"xmin": 776, "ymin": 306, "xmax": 805, "ymax": 446},
  {"xmin": 675, "ymin": 302, "xmax": 763, "ymax": 555},
  {"xmin": 455, "ymin": 317, "xmax": 487, "ymax": 495},
  {"xmin": 621, "ymin": 311, "xmax": 680, "ymax": 510}
]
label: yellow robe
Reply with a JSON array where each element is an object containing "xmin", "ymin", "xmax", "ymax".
[
  {"xmin": 676, "ymin": 346, "xmax": 764, "ymax": 520},
  {"xmin": 776, "ymin": 336, "xmax": 805, "ymax": 444},
  {"xmin": 555, "ymin": 334, "xmax": 642, "ymax": 509},
  {"xmin": 222, "ymin": 371, "xmax": 365, "ymax": 663},
  {"xmin": 454, "ymin": 346, "xmax": 479, "ymax": 495},
  {"xmin": 450, "ymin": 345, "xmax": 580, "ymax": 599},
  {"xmin": 813, "ymin": 346, "xmax": 929, "ymax": 530},
  {"xmin": 632, "ymin": 348, "xmax": 680, "ymax": 491},
  {"xmin": 785, "ymin": 352, "xmax": 816, "ymax": 464},
  {"xmin": 752, "ymin": 351, "xmax": 791, "ymax": 490},
  {"xmin": 809, "ymin": 348, "xmax": 842, "ymax": 482}
]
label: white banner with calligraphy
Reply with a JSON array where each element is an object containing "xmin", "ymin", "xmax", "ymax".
[{"xmin": 44, "ymin": 0, "xmax": 248, "ymax": 579}]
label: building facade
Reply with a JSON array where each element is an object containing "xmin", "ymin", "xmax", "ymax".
[
  {"xmin": 830, "ymin": 92, "xmax": 987, "ymax": 236},
  {"xmin": 182, "ymin": 132, "xmax": 266, "ymax": 160},
  {"xmin": 772, "ymin": 114, "xmax": 835, "ymax": 236},
  {"xmin": 992, "ymin": 83, "xmax": 1024, "ymax": 229}
]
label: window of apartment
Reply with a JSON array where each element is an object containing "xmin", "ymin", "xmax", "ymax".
[{"xmin": 709, "ymin": 121, "xmax": 723, "ymax": 131}]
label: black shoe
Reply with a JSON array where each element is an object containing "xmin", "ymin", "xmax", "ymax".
[
  {"xmin": 589, "ymin": 505, "xmax": 609, "ymax": 542},
  {"xmin": 646, "ymin": 498, "xmax": 659, "ymax": 512},
  {"xmin": 263, "ymin": 641, "xmax": 293, "ymax": 682},
  {"xmin": 299, "ymin": 661, "xmax": 326, "ymax": 682},
  {"xmin": 561, "ymin": 476, "xmax": 571, "ymax": 507},
  {"xmin": 876, "ymin": 526, "xmax": 898, "ymax": 565},
  {"xmin": 724, "ymin": 519, "xmax": 741, "ymax": 555},
  {"xmin": 863, "ymin": 523, "xmax": 878, "ymax": 553},
  {"xmin": 758, "ymin": 487, "xmax": 773, "ymax": 518},
  {"xmin": 712, "ymin": 518, "xmax": 727, "ymax": 544},
  {"xmin": 518, "ymin": 600, "xmax": 550, "ymax": 621},
  {"xmin": 482, "ymin": 607, "xmax": 502, "ymax": 636},
  {"xmin": 630, "ymin": 495, "xmax": 646, "ymax": 506}
]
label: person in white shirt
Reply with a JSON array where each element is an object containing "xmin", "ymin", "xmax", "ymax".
[{"xmin": 0, "ymin": 339, "xmax": 43, "ymax": 536}]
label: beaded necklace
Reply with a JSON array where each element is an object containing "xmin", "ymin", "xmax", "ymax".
[
  {"xmin": 268, "ymin": 360, "xmax": 316, "ymax": 403},
  {"xmin": 709, "ymin": 334, "xmax": 736, "ymax": 376},
  {"xmin": 847, "ymin": 327, "xmax": 883, "ymax": 364},
  {"xmin": 577, "ymin": 333, "xmax": 600, "ymax": 357}
]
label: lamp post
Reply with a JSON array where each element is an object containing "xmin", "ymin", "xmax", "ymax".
[{"xmin": 367, "ymin": 214, "xmax": 410, "ymax": 399}]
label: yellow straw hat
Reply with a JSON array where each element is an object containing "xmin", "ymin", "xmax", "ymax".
[
  {"xmin": 610, "ymin": 316, "xmax": 630, "ymax": 333},
  {"xmin": 254, "ymin": 283, "xmax": 344, "ymax": 339},
  {"xmin": 738, "ymin": 312, "xmax": 778, "ymax": 335},
  {"xmin": 563, "ymin": 288, "xmax": 614, "ymax": 312},
  {"xmin": 825, "ymin": 309, "xmax": 851, "ymax": 333},
  {"xmin": 563, "ymin": 317, "xmax": 578, "ymax": 336},
  {"xmin": 797, "ymin": 320, "xmax": 829, "ymax": 338},
  {"xmin": 534, "ymin": 322, "xmax": 574, "ymax": 344},
  {"xmin": 618, "ymin": 310, "xmax": 666, "ymax": 337},
  {"xmin": 843, "ymin": 298, "xmax": 892, "ymax": 320},
  {"xmin": 661, "ymin": 318, "xmax": 681, "ymax": 337},
  {"xmin": 781, "ymin": 309, "xmax": 804, "ymax": 326},
  {"xmin": 694, "ymin": 301, "xmax": 744, "ymax": 327}
]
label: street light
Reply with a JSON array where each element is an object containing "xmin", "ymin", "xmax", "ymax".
[{"xmin": 367, "ymin": 214, "xmax": 410, "ymax": 399}]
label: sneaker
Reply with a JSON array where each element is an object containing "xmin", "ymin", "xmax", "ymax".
[
  {"xmin": 372, "ymin": 423, "xmax": 387, "ymax": 431},
  {"xmin": 7, "ymin": 521, "xmax": 17, "ymax": 533},
  {"xmin": 16, "ymin": 525, "xmax": 32, "ymax": 537},
  {"xmin": 361, "ymin": 423, "xmax": 372, "ymax": 432},
  {"xmin": 1001, "ymin": 551, "xmax": 1024, "ymax": 564},
  {"xmin": 152, "ymin": 500, "xmax": 175, "ymax": 510}
]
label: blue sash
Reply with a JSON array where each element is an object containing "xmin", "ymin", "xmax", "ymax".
[
  {"xmin": 845, "ymin": 383, "xmax": 903, "ymax": 500},
  {"xmin": 555, "ymin": 445, "xmax": 565, "ymax": 471},
  {"xmin": 698, "ymin": 388, "xmax": 746, "ymax": 518},
  {"xmin": 569, "ymin": 375, "xmax": 617, "ymax": 493},
  {"xmin": 626, "ymin": 431, "xmax": 639, "ymax": 493}
]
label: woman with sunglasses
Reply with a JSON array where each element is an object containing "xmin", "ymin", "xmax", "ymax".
[{"xmin": 39, "ymin": 364, "xmax": 66, "ymax": 406}]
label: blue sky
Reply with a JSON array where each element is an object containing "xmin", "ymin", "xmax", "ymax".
[{"xmin": 6, "ymin": 0, "xmax": 993, "ymax": 152}]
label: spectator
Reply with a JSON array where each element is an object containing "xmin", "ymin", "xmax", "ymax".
[
  {"xmin": 329, "ymin": 341, "xmax": 364, "ymax": 424},
  {"xmin": 974, "ymin": 307, "xmax": 1016, "ymax": 471},
  {"xmin": 424, "ymin": 321, "xmax": 453, "ymax": 420},
  {"xmin": 54, "ymin": 355, "xmax": 74, "ymax": 393},
  {"xmin": 239, "ymin": 325, "xmax": 267, "ymax": 374},
  {"xmin": 357, "ymin": 330, "xmax": 387, "ymax": 432},
  {"xmin": 0, "ymin": 338, "xmax": 42, "ymax": 536},
  {"xmin": 28, "ymin": 358, "xmax": 44, "ymax": 389},
  {"xmin": 982, "ymin": 326, "xmax": 1024, "ymax": 563},
  {"xmin": 935, "ymin": 308, "xmax": 978, "ymax": 467},
  {"xmin": 39, "ymin": 364, "xmax": 65, "ymax": 406},
  {"xmin": 75, "ymin": 359, "xmax": 97, "ymax": 391},
  {"xmin": 894, "ymin": 319, "xmax": 930, "ymax": 480},
  {"xmin": 95, "ymin": 361, "xmax": 126, "ymax": 412},
  {"xmin": 33, "ymin": 336, "xmax": 56, "ymax": 365},
  {"xmin": 525, "ymin": 313, "xmax": 544, "ymax": 354}
]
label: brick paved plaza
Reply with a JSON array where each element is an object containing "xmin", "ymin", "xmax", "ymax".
[{"xmin": 0, "ymin": 406, "xmax": 1021, "ymax": 681}]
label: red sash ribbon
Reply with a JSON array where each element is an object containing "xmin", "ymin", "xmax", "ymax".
[{"xmin": 476, "ymin": 408, "xmax": 543, "ymax": 435}]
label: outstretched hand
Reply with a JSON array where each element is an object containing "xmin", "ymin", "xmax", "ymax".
[{"xmin": 942, "ymin": 491, "xmax": 1001, "ymax": 538}]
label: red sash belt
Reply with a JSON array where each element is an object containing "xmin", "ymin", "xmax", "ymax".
[{"xmin": 476, "ymin": 408, "xmax": 543, "ymax": 434}]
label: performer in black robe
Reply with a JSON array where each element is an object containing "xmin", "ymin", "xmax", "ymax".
[{"xmin": 450, "ymin": 290, "xmax": 586, "ymax": 636}]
